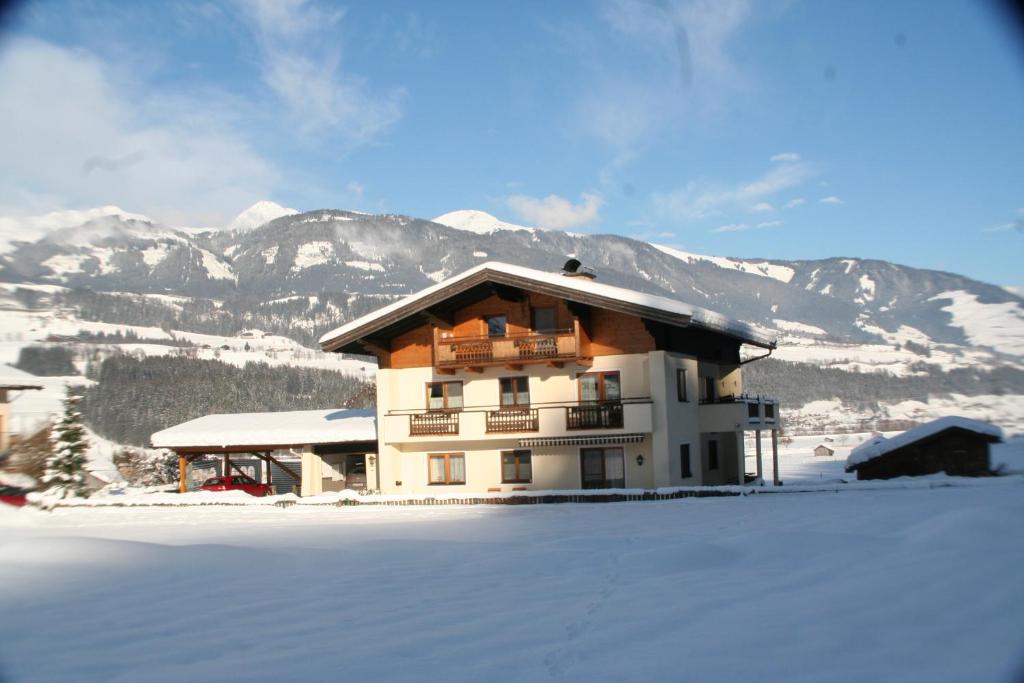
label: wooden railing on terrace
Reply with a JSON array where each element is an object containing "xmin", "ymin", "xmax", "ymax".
[
  {"xmin": 566, "ymin": 402, "xmax": 624, "ymax": 430},
  {"xmin": 434, "ymin": 329, "xmax": 578, "ymax": 368},
  {"xmin": 485, "ymin": 408, "xmax": 540, "ymax": 433},
  {"xmin": 409, "ymin": 411, "xmax": 459, "ymax": 436}
]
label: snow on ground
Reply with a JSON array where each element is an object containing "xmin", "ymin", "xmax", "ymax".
[{"xmin": 1, "ymin": 483, "xmax": 1022, "ymax": 682}]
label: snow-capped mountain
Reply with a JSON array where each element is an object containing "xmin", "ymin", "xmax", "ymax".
[
  {"xmin": 227, "ymin": 200, "xmax": 299, "ymax": 232},
  {"xmin": 432, "ymin": 209, "xmax": 533, "ymax": 234},
  {"xmin": 0, "ymin": 205, "xmax": 154, "ymax": 254}
]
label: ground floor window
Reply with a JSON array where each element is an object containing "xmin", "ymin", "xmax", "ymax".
[
  {"xmin": 428, "ymin": 453, "xmax": 465, "ymax": 485},
  {"xmin": 501, "ymin": 449, "xmax": 532, "ymax": 483},
  {"xmin": 580, "ymin": 447, "xmax": 625, "ymax": 489},
  {"xmin": 680, "ymin": 444, "xmax": 692, "ymax": 478}
]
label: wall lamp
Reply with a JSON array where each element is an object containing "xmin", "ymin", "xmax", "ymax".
[{"xmin": 636, "ymin": 454, "xmax": 644, "ymax": 466}]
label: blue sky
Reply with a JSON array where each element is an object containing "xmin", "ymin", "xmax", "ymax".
[{"xmin": 0, "ymin": 0, "xmax": 1021, "ymax": 287}]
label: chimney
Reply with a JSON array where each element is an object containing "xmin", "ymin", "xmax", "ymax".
[{"xmin": 561, "ymin": 258, "xmax": 596, "ymax": 279}]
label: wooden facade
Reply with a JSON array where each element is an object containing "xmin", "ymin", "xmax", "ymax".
[{"xmin": 848, "ymin": 427, "xmax": 997, "ymax": 480}]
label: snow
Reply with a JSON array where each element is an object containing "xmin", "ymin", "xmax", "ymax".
[
  {"xmin": 858, "ymin": 273, "xmax": 876, "ymax": 301},
  {"xmin": 842, "ymin": 258, "xmax": 857, "ymax": 274},
  {"xmin": 930, "ymin": 290, "xmax": 1024, "ymax": 355},
  {"xmin": 847, "ymin": 416, "xmax": 1003, "ymax": 467},
  {"xmin": 0, "ymin": 363, "xmax": 43, "ymax": 387},
  {"xmin": 150, "ymin": 408, "xmax": 376, "ymax": 449},
  {"xmin": 432, "ymin": 209, "xmax": 534, "ymax": 234},
  {"xmin": 344, "ymin": 260, "xmax": 385, "ymax": 272},
  {"xmin": 653, "ymin": 244, "xmax": 796, "ymax": 284},
  {"xmin": 292, "ymin": 241, "xmax": 335, "ymax": 270},
  {"xmin": 41, "ymin": 253, "xmax": 87, "ymax": 276},
  {"xmin": 141, "ymin": 244, "xmax": 170, "ymax": 267},
  {"xmin": 198, "ymin": 249, "xmax": 235, "ymax": 281},
  {"xmin": 771, "ymin": 319, "xmax": 826, "ymax": 336},
  {"xmin": 2, "ymin": 483, "xmax": 1023, "ymax": 682},
  {"xmin": 320, "ymin": 262, "xmax": 777, "ymax": 348},
  {"xmin": 227, "ymin": 200, "xmax": 298, "ymax": 232}
]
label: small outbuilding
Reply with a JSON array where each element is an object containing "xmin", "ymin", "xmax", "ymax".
[
  {"xmin": 845, "ymin": 417, "xmax": 1002, "ymax": 480},
  {"xmin": 151, "ymin": 408, "xmax": 377, "ymax": 495},
  {"xmin": 814, "ymin": 444, "xmax": 835, "ymax": 457}
]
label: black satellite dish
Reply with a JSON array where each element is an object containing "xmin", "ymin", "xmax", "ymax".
[{"xmin": 562, "ymin": 258, "xmax": 581, "ymax": 273}]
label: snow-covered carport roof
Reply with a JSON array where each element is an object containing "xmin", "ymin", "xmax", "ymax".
[
  {"xmin": 318, "ymin": 262, "xmax": 777, "ymax": 354},
  {"xmin": 151, "ymin": 408, "xmax": 377, "ymax": 454},
  {"xmin": 0, "ymin": 364, "xmax": 44, "ymax": 391}
]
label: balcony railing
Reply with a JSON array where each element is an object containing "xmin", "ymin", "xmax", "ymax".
[
  {"xmin": 566, "ymin": 401, "xmax": 624, "ymax": 430},
  {"xmin": 435, "ymin": 330, "xmax": 577, "ymax": 368},
  {"xmin": 409, "ymin": 411, "xmax": 459, "ymax": 436},
  {"xmin": 485, "ymin": 408, "xmax": 539, "ymax": 433}
]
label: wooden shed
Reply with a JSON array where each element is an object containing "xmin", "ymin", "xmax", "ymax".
[
  {"xmin": 814, "ymin": 444, "xmax": 835, "ymax": 457},
  {"xmin": 845, "ymin": 417, "xmax": 1002, "ymax": 480}
]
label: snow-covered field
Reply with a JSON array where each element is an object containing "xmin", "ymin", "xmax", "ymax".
[{"xmin": 2, "ymin": 483, "xmax": 1023, "ymax": 683}]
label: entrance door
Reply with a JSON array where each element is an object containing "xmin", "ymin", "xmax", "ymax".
[{"xmin": 580, "ymin": 447, "xmax": 625, "ymax": 489}]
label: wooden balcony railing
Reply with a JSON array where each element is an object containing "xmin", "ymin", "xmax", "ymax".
[
  {"xmin": 435, "ymin": 330, "xmax": 577, "ymax": 368},
  {"xmin": 409, "ymin": 411, "xmax": 459, "ymax": 436},
  {"xmin": 566, "ymin": 402, "xmax": 624, "ymax": 430},
  {"xmin": 485, "ymin": 408, "xmax": 539, "ymax": 433}
]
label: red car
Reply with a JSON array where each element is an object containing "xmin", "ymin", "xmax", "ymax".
[
  {"xmin": 200, "ymin": 475, "xmax": 274, "ymax": 497},
  {"xmin": 0, "ymin": 486, "xmax": 30, "ymax": 507}
]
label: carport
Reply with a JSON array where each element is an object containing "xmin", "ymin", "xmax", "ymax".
[{"xmin": 150, "ymin": 408, "xmax": 377, "ymax": 495}]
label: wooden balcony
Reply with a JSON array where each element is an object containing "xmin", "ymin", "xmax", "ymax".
[
  {"xmin": 485, "ymin": 408, "xmax": 540, "ymax": 433},
  {"xmin": 566, "ymin": 402, "xmax": 624, "ymax": 430},
  {"xmin": 434, "ymin": 329, "xmax": 578, "ymax": 369},
  {"xmin": 409, "ymin": 411, "xmax": 459, "ymax": 436}
]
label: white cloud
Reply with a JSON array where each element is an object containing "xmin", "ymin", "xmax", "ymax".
[
  {"xmin": 506, "ymin": 192, "xmax": 604, "ymax": 230},
  {"xmin": 713, "ymin": 219, "xmax": 782, "ymax": 233},
  {"xmin": 653, "ymin": 159, "xmax": 813, "ymax": 221},
  {"xmin": 783, "ymin": 198, "xmax": 806, "ymax": 209},
  {"xmin": 750, "ymin": 202, "xmax": 774, "ymax": 213},
  {"xmin": 346, "ymin": 181, "xmax": 365, "ymax": 197},
  {"xmin": 236, "ymin": 0, "xmax": 404, "ymax": 145},
  {"xmin": 0, "ymin": 37, "xmax": 276, "ymax": 228},
  {"xmin": 819, "ymin": 195, "xmax": 844, "ymax": 205},
  {"xmin": 770, "ymin": 152, "xmax": 800, "ymax": 163}
]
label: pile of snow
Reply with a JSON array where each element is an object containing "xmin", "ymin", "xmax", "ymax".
[
  {"xmin": 227, "ymin": 200, "xmax": 298, "ymax": 232},
  {"xmin": 432, "ymin": 209, "xmax": 533, "ymax": 234},
  {"xmin": 847, "ymin": 416, "xmax": 1003, "ymax": 468}
]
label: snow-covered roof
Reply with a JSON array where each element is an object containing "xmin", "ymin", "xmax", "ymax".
[
  {"xmin": 151, "ymin": 409, "xmax": 376, "ymax": 450},
  {"xmin": 0, "ymin": 364, "xmax": 44, "ymax": 389},
  {"xmin": 319, "ymin": 262, "xmax": 776, "ymax": 350},
  {"xmin": 846, "ymin": 417, "xmax": 1002, "ymax": 468}
]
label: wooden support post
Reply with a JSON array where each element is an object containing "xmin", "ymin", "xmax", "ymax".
[
  {"xmin": 265, "ymin": 452, "xmax": 272, "ymax": 486},
  {"xmin": 755, "ymin": 430, "xmax": 763, "ymax": 483},
  {"xmin": 222, "ymin": 453, "xmax": 229, "ymax": 478},
  {"xmin": 771, "ymin": 429, "xmax": 780, "ymax": 487},
  {"xmin": 179, "ymin": 455, "xmax": 188, "ymax": 494}
]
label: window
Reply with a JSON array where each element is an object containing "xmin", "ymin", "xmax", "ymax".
[
  {"xmin": 499, "ymin": 376, "xmax": 530, "ymax": 408},
  {"xmin": 700, "ymin": 376, "xmax": 716, "ymax": 402},
  {"xmin": 676, "ymin": 368, "xmax": 688, "ymax": 402},
  {"xmin": 501, "ymin": 449, "xmax": 532, "ymax": 483},
  {"xmin": 579, "ymin": 371, "xmax": 621, "ymax": 403},
  {"xmin": 426, "ymin": 381, "xmax": 463, "ymax": 411},
  {"xmin": 580, "ymin": 447, "xmax": 625, "ymax": 489},
  {"xmin": 486, "ymin": 314, "xmax": 507, "ymax": 337},
  {"xmin": 707, "ymin": 440, "xmax": 719, "ymax": 470},
  {"xmin": 428, "ymin": 453, "xmax": 465, "ymax": 485},
  {"xmin": 764, "ymin": 403, "xmax": 776, "ymax": 420},
  {"xmin": 531, "ymin": 307, "xmax": 557, "ymax": 333},
  {"xmin": 680, "ymin": 444, "xmax": 692, "ymax": 477}
]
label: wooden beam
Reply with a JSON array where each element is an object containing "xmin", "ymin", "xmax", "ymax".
[
  {"xmin": 489, "ymin": 283, "xmax": 524, "ymax": 302},
  {"xmin": 359, "ymin": 339, "xmax": 389, "ymax": 357},
  {"xmin": 264, "ymin": 452, "xmax": 302, "ymax": 482},
  {"xmin": 420, "ymin": 308, "xmax": 453, "ymax": 327},
  {"xmin": 465, "ymin": 366, "xmax": 483, "ymax": 373},
  {"xmin": 178, "ymin": 456, "xmax": 188, "ymax": 494},
  {"xmin": 771, "ymin": 430, "xmax": 780, "ymax": 487},
  {"xmin": 505, "ymin": 363, "xmax": 523, "ymax": 371},
  {"xmin": 545, "ymin": 361, "xmax": 563, "ymax": 368}
]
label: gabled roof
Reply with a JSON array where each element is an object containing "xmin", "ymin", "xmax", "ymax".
[
  {"xmin": 846, "ymin": 416, "xmax": 1002, "ymax": 469},
  {"xmin": 151, "ymin": 408, "xmax": 376, "ymax": 451},
  {"xmin": 318, "ymin": 262, "xmax": 776, "ymax": 352},
  {"xmin": 0, "ymin": 364, "xmax": 44, "ymax": 390}
]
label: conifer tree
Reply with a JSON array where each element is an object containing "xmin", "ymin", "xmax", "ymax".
[{"xmin": 43, "ymin": 387, "xmax": 90, "ymax": 498}]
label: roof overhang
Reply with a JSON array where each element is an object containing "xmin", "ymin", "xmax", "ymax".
[{"xmin": 320, "ymin": 265, "xmax": 774, "ymax": 354}]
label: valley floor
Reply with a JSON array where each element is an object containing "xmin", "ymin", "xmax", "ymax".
[{"xmin": 1, "ymin": 482, "xmax": 1023, "ymax": 682}]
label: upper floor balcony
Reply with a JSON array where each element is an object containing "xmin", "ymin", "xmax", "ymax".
[
  {"xmin": 434, "ymin": 329, "xmax": 579, "ymax": 370},
  {"xmin": 698, "ymin": 394, "xmax": 780, "ymax": 432}
]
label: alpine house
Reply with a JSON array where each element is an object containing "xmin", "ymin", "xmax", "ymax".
[{"xmin": 318, "ymin": 261, "xmax": 782, "ymax": 494}]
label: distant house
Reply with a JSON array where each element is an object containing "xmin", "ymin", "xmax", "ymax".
[
  {"xmin": 0, "ymin": 365, "xmax": 43, "ymax": 454},
  {"xmin": 814, "ymin": 444, "xmax": 835, "ymax": 457},
  {"xmin": 845, "ymin": 417, "xmax": 1001, "ymax": 480}
]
